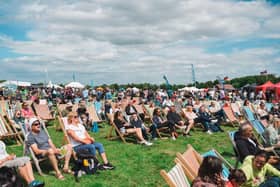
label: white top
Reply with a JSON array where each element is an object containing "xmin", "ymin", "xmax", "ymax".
[
  {"xmin": 184, "ymin": 111, "xmax": 198, "ymax": 120},
  {"xmin": 0, "ymin": 141, "xmax": 9, "ymax": 160},
  {"xmin": 65, "ymin": 123, "xmax": 86, "ymax": 147}
]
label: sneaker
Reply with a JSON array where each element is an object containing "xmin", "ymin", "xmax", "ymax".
[
  {"xmin": 102, "ymin": 162, "xmax": 115, "ymax": 170},
  {"xmin": 152, "ymin": 137, "xmax": 158, "ymax": 141},
  {"xmin": 171, "ymin": 136, "xmax": 176, "ymax": 140},
  {"xmin": 29, "ymin": 180, "xmax": 45, "ymax": 187},
  {"xmin": 206, "ymin": 130, "xmax": 213, "ymax": 135},
  {"xmin": 144, "ymin": 141, "xmax": 153, "ymax": 146}
]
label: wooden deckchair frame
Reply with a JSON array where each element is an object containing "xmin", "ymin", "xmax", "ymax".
[
  {"xmin": 160, "ymin": 161, "xmax": 191, "ymax": 187},
  {"xmin": 0, "ymin": 113, "xmax": 23, "ymax": 144},
  {"xmin": 106, "ymin": 118, "xmax": 136, "ymax": 143},
  {"xmin": 22, "ymin": 120, "xmax": 52, "ymax": 175}
]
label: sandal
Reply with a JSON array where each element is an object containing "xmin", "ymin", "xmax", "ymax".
[{"xmin": 56, "ymin": 173, "xmax": 65, "ymax": 180}]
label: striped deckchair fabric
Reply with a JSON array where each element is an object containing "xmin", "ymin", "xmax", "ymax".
[
  {"xmin": 33, "ymin": 103, "xmax": 54, "ymax": 120},
  {"xmin": 0, "ymin": 113, "xmax": 23, "ymax": 144},
  {"xmin": 160, "ymin": 162, "xmax": 190, "ymax": 187},
  {"xmin": 223, "ymin": 105, "xmax": 239, "ymax": 126},
  {"xmin": 87, "ymin": 103, "xmax": 103, "ymax": 123}
]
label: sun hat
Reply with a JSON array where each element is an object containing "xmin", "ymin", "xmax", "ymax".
[{"xmin": 29, "ymin": 118, "xmax": 40, "ymax": 126}]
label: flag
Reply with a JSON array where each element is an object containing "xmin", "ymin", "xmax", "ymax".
[{"xmin": 260, "ymin": 70, "xmax": 267, "ymax": 75}]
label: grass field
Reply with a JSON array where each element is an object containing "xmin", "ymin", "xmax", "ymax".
[{"xmin": 6, "ymin": 121, "xmax": 238, "ymax": 187}]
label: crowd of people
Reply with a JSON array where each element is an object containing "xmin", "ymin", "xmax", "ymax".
[{"xmin": 0, "ymin": 85, "xmax": 280, "ymax": 186}]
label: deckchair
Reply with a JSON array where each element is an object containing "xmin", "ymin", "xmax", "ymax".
[
  {"xmin": 86, "ymin": 103, "xmax": 103, "ymax": 123},
  {"xmin": 57, "ymin": 116, "xmax": 71, "ymax": 145},
  {"xmin": 176, "ymin": 144, "xmax": 232, "ymax": 181},
  {"xmin": 222, "ymin": 105, "xmax": 239, "ymax": 126},
  {"xmin": 230, "ymin": 103, "xmax": 243, "ymax": 119},
  {"xmin": 228, "ymin": 131, "xmax": 241, "ymax": 168},
  {"xmin": 33, "ymin": 103, "xmax": 54, "ymax": 121},
  {"xmin": 106, "ymin": 119, "xmax": 136, "ymax": 143},
  {"xmin": 175, "ymin": 144, "xmax": 202, "ymax": 181},
  {"xmin": 160, "ymin": 161, "xmax": 191, "ymax": 187},
  {"xmin": 243, "ymin": 106, "xmax": 257, "ymax": 121},
  {"xmin": 0, "ymin": 114, "xmax": 22, "ymax": 144},
  {"xmin": 22, "ymin": 120, "xmax": 52, "ymax": 175},
  {"xmin": 202, "ymin": 149, "xmax": 232, "ymax": 179}
]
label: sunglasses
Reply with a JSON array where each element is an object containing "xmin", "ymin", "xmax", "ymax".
[{"xmin": 33, "ymin": 122, "xmax": 40, "ymax": 126}]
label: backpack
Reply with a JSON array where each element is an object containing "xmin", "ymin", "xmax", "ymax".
[{"xmin": 73, "ymin": 149, "xmax": 100, "ymax": 182}]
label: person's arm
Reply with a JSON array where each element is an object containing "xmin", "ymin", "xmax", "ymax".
[
  {"xmin": 48, "ymin": 139, "xmax": 60, "ymax": 154},
  {"xmin": 0, "ymin": 154, "xmax": 16, "ymax": 165},
  {"xmin": 67, "ymin": 129, "xmax": 89, "ymax": 144},
  {"xmin": 266, "ymin": 163, "xmax": 280, "ymax": 177}
]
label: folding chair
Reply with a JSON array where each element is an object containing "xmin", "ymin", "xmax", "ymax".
[
  {"xmin": 228, "ymin": 131, "xmax": 241, "ymax": 168},
  {"xmin": 33, "ymin": 103, "xmax": 54, "ymax": 121},
  {"xmin": 106, "ymin": 119, "xmax": 135, "ymax": 144},
  {"xmin": 22, "ymin": 120, "xmax": 51, "ymax": 175},
  {"xmin": 223, "ymin": 105, "xmax": 239, "ymax": 126},
  {"xmin": 202, "ymin": 149, "xmax": 233, "ymax": 179},
  {"xmin": 175, "ymin": 144, "xmax": 202, "ymax": 181},
  {"xmin": 160, "ymin": 161, "xmax": 191, "ymax": 187},
  {"xmin": 0, "ymin": 114, "xmax": 23, "ymax": 144}
]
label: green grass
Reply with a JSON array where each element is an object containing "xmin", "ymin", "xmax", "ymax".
[{"xmin": 6, "ymin": 121, "xmax": 238, "ymax": 187}]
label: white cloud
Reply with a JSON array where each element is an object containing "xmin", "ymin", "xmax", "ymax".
[{"xmin": 0, "ymin": 0, "xmax": 279, "ymax": 84}]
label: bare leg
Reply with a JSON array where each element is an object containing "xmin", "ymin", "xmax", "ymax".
[
  {"xmin": 47, "ymin": 148, "xmax": 61, "ymax": 176},
  {"xmin": 63, "ymin": 144, "xmax": 72, "ymax": 170},
  {"xmin": 185, "ymin": 122, "xmax": 194, "ymax": 134},
  {"xmin": 100, "ymin": 153, "xmax": 108, "ymax": 164},
  {"xmin": 18, "ymin": 162, "xmax": 35, "ymax": 184}
]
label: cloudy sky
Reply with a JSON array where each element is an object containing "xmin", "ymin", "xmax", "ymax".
[{"xmin": 0, "ymin": 0, "xmax": 279, "ymax": 85}]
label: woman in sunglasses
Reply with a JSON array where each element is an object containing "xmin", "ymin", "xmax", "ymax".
[{"xmin": 66, "ymin": 112, "xmax": 115, "ymax": 170}]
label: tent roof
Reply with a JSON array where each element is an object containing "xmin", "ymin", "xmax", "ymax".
[
  {"xmin": 0, "ymin": 80, "xmax": 31, "ymax": 87},
  {"xmin": 256, "ymin": 81, "xmax": 275, "ymax": 91},
  {"xmin": 65, "ymin": 81, "xmax": 84, "ymax": 88}
]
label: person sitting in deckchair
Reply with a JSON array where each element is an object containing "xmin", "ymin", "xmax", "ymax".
[
  {"xmin": 21, "ymin": 102, "xmax": 35, "ymax": 119},
  {"xmin": 208, "ymin": 101, "xmax": 226, "ymax": 123},
  {"xmin": 125, "ymin": 100, "xmax": 145, "ymax": 121},
  {"xmin": 150, "ymin": 108, "xmax": 176, "ymax": 140},
  {"xmin": 198, "ymin": 105, "xmax": 224, "ymax": 134},
  {"xmin": 27, "ymin": 118, "xmax": 72, "ymax": 180},
  {"xmin": 166, "ymin": 105, "xmax": 188, "ymax": 137},
  {"xmin": 77, "ymin": 100, "xmax": 91, "ymax": 130},
  {"xmin": 0, "ymin": 140, "xmax": 44, "ymax": 187},
  {"xmin": 129, "ymin": 113, "xmax": 150, "ymax": 141},
  {"xmin": 61, "ymin": 102, "xmax": 73, "ymax": 117},
  {"xmin": 257, "ymin": 102, "xmax": 270, "ymax": 121},
  {"xmin": 66, "ymin": 112, "xmax": 115, "ymax": 170},
  {"xmin": 113, "ymin": 111, "xmax": 152, "ymax": 146}
]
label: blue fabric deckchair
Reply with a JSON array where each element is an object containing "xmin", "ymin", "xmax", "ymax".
[
  {"xmin": 202, "ymin": 150, "xmax": 231, "ymax": 179},
  {"xmin": 243, "ymin": 106, "xmax": 257, "ymax": 121}
]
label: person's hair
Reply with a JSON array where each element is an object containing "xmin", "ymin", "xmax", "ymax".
[
  {"xmin": 67, "ymin": 111, "xmax": 77, "ymax": 124},
  {"xmin": 254, "ymin": 150, "xmax": 269, "ymax": 162},
  {"xmin": 243, "ymin": 99, "xmax": 249, "ymax": 106},
  {"xmin": 197, "ymin": 156, "xmax": 224, "ymax": 186},
  {"xmin": 239, "ymin": 122, "xmax": 251, "ymax": 136},
  {"xmin": 153, "ymin": 108, "xmax": 160, "ymax": 116},
  {"xmin": 114, "ymin": 111, "xmax": 122, "ymax": 120},
  {"xmin": 228, "ymin": 169, "xmax": 246, "ymax": 184}
]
